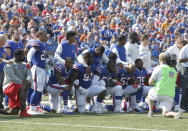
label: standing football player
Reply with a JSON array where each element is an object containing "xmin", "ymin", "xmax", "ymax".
[
  {"xmin": 4, "ymin": 31, "xmax": 24, "ymax": 108},
  {"xmin": 27, "ymin": 30, "xmax": 48, "ymax": 115}
]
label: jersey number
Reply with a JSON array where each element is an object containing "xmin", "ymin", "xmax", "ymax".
[
  {"xmin": 83, "ymin": 74, "xmax": 91, "ymax": 81},
  {"xmin": 120, "ymin": 77, "xmax": 127, "ymax": 86},
  {"xmin": 137, "ymin": 76, "xmax": 145, "ymax": 84},
  {"xmin": 41, "ymin": 51, "xmax": 46, "ymax": 61}
]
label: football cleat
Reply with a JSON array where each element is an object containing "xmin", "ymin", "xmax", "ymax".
[
  {"xmin": 92, "ymin": 102, "xmax": 104, "ymax": 114},
  {"xmin": 28, "ymin": 110, "xmax": 43, "ymax": 115},
  {"xmin": 147, "ymin": 111, "xmax": 153, "ymax": 117},
  {"xmin": 57, "ymin": 108, "xmax": 64, "ymax": 114},
  {"xmin": 63, "ymin": 106, "xmax": 74, "ymax": 114},
  {"xmin": 174, "ymin": 105, "xmax": 180, "ymax": 112},
  {"xmin": 133, "ymin": 107, "xmax": 145, "ymax": 113},
  {"xmin": 3, "ymin": 103, "xmax": 9, "ymax": 110},
  {"xmin": 19, "ymin": 110, "xmax": 31, "ymax": 117},
  {"xmin": 28, "ymin": 106, "xmax": 44, "ymax": 115},
  {"xmin": 174, "ymin": 109, "xmax": 183, "ymax": 119},
  {"xmin": 37, "ymin": 106, "xmax": 47, "ymax": 114},
  {"xmin": 114, "ymin": 106, "xmax": 124, "ymax": 113},
  {"xmin": 85, "ymin": 104, "xmax": 92, "ymax": 112}
]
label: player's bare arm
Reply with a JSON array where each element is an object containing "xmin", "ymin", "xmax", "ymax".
[{"xmin": 68, "ymin": 69, "xmax": 80, "ymax": 88}]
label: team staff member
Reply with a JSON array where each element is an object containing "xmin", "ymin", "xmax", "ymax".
[
  {"xmin": 54, "ymin": 31, "xmax": 77, "ymax": 65},
  {"xmin": 125, "ymin": 32, "xmax": 140, "ymax": 64},
  {"xmin": 139, "ymin": 34, "xmax": 151, "ymax": 71},
  {"xmin": 179, "ymin": 40, "xmax": 188, "ymax": 111},
  {"xmin": 148, "ymin": 53, "xmax": 182, "ymax": 119},
  {"xmin": 1, "ymin": 50, "xmax": 31, "ymax": 117}
]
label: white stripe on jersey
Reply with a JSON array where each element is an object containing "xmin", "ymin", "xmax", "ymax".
[
  {"xmin": 31, "ymin": 43, "xmax": 40, "ymax": 47},
  {"xmin": 73, "ymin": 65, "xmax": 79, "ymax": 69},
  {"xmin": 96, "ymin": 68, "xmax": 102, "ymax": 73},
  {"xmin": 55, "ymin": 66, "xmax": 62, "ymax": 72}
]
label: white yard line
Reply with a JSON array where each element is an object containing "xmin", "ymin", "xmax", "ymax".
[{"xmin": 0, "ymin": 121, "xmax": 170, "ymax": 131}]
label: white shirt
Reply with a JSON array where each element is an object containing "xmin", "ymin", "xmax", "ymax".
[
  {"xmin": 179, "ymin": 44, "xmax": 188, "ymax": 67},
  {"xmin": 125, "ymin": 41, "xmax": 140, "ymax": 64},
  {"xmin": 139, "ymin": 44, "xmax": 151, "ymax": 71},
  {"xmin": 150, "ymin": 65, "xmax": 162, "ymax": 82}
]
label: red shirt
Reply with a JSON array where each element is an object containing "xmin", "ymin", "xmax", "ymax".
[
  {"xmin": 32, "ymin": 6, "xmax": 38, "ymax": 16},
  {"xmin": 58, "ymin": 34, "xmax": 65, "ymax": 44},
  {"xmin": 88, "ymin": 5, "xmax": 94, "ymax": 11},
  {"xmin": 18, "ymin": 8, "xmax": 26, "ymax": 14},
  {"xmin": 42, "ymin": 10, "xmax": 51, "ymax": 17}
]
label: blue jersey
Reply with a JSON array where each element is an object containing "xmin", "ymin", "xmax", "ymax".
[
  {"xmin": 135, "ymin": 68, "xmax": 147, "ymax": 86},
  {"xmin": 100, "ymin": 30, "xmax": 107, "ymax": 40},
  {"xmin": 78, "ymin": 43, "xmax": 90, "ymax": 54},
  {"xmin": 31, "ymin": 40, "xmax": 47, "ymax": 69},
  {"xmin": 88, "ymin": 47, "xmax": 102, "ymax": 66},
  {"xmin": 73, "ymin": 63, "xmax": 96, "ymax": 89},
  {"xmin": 46, "ymin": 39, "xmax": 55, "ymax": 53},
  {"xmin": 111, "ymin": 44, "xmax": 126, "ymax": 62},
  {"xmin": 0, "ymin": 47, "xmax": 8, "ymax": 71},
  {"xmin": 48, "ymin": 64, "xmax": 73, "ymax": 85},
  {"xmin": 4, "ymin": 40, "xmax": 24, "ymax": 59},
  {"xmin": 118, "ymin": 68, "xmax": 136, "ymax": 88},
  {"xmin": 152, "ymin": 44, "xmax": 159, "ymax": 57},
  {"xmin": 60, "ymin": 41, "xmax": 77, "ymax": 61},
  {"xmin": 95, "ymin": 64, "xmax": 117, "ymax": 82}
]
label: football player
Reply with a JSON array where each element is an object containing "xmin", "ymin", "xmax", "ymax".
[
  {"xmin": 69, "ymin": 52, "xmax": 106, "ymax": 113},
  {"xmin": 27, "ymin": 30, "xmax": 48, "ymax": 115},
  {"xmin": 94, "ymin": 60, "xmax": 123, "ymax": 112},
  {"xmin": 46, "ymin": 57, "xmax": 73, "ymax": 113}
]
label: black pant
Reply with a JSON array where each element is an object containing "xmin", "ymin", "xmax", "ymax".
[
  {"xmin": 180, "ymin": 67, "xmax": 188, "ymax": 110},
  {"xmin": 0, "ymin": 71, "xmax": 4, "ymax": 103}
]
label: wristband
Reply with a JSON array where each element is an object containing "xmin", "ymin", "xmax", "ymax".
[{"xmin": 26, "ymin": 63, "xmax": 31, "ymax": 69}]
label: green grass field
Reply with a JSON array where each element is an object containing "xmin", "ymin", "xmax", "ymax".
[
  {"xmin": 0, "ymin": 111, "xmax": 187, "ymax": 131},
  {"xmin": 0, "ymin": 96, "xmax": 187, "ymax": 131}
]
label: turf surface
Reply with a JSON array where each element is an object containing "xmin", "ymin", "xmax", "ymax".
[{"xmin": 0, "ymin": 112, "xmax": 187, "ymax": 131}]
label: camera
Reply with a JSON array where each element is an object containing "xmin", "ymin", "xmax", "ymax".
[{"xmin": 166, "ymin": 54, "xmax": 177, "ymax": 68}]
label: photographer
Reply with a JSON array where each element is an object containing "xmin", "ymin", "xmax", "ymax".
[{"xmin": 148, "ymin": 53, "xmax": 182, "ymax": 119}]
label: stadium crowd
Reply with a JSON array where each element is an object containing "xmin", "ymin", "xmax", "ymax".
[{"xmin": 0, "ymin": 0, "xmax": 187, "ymax": 118}]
